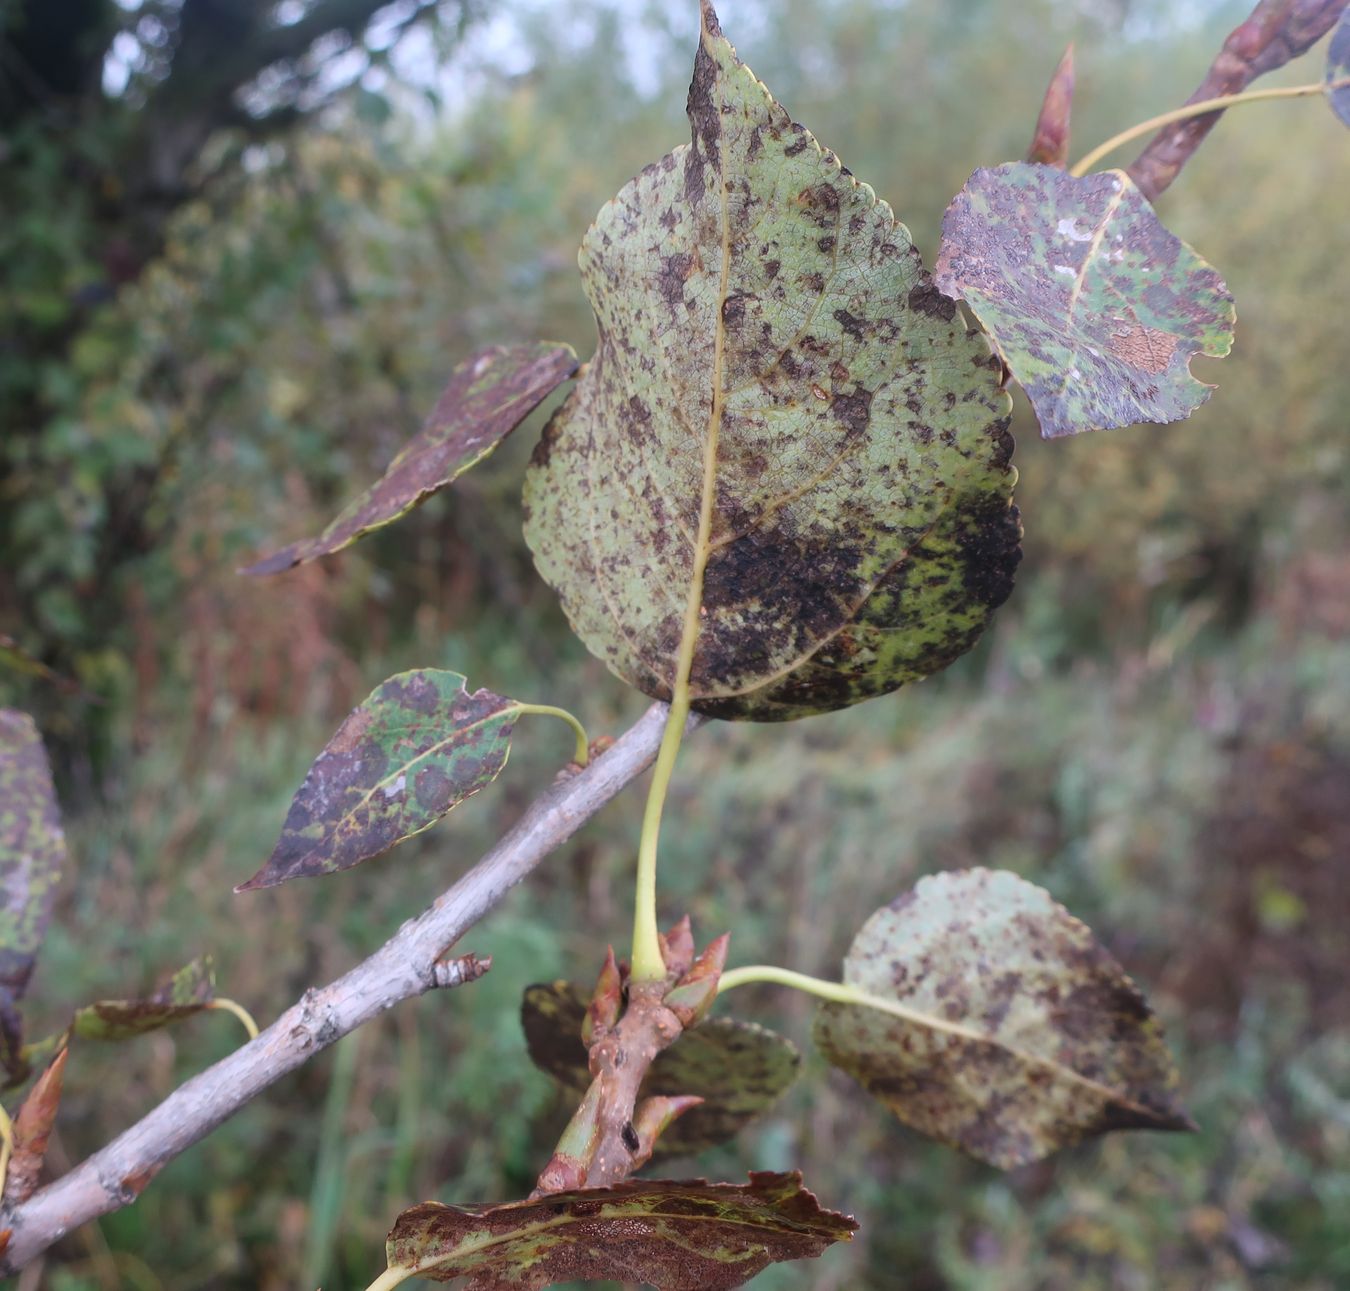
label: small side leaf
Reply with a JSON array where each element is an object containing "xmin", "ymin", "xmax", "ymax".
[
  {"xmin": 934, "ymin": 163, "xmax": 1235, "ymax": 438},
  {"xmin": 243, "ymin": 342, "xmax": 578, "ymax": 575},
  {"xmin": 383, "ymin": 1172, "xmax": 855, "ymax": 1289},
  {"xmin": 238, "ymin": 670, "xmax": 519, "ymax": 891},
  {"xmin": 71, "ymin": 955, "xmax": 215, "ymax": 1042},
  {"xmin": 522, "ymin": 981, "xmax": 800, "ymax": 1155},
  {"xmin": 1026, "ymin": 44, "xmax": 1074, "ymax": 167},
  {"xmin": 2, "ymin": 1047, "xmax": 67, "ymax": 1205},
  {"xmin": 1328, "ymin": 8, "xmax": 1350, "ymax": 127},
  {"xmin": 0, "ymin": 711, "xmax": 65, "ymax": 1077},
  {"xmin": 814, "ymin": 868, "xmax": 1193, "ymax": 1169},
  {"xmin": 0, "ymin": 637, "xmax": 87, "ymax": 698}
]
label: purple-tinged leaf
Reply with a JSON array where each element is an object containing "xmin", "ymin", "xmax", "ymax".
[
  {"xmin": 2, "ymin": 1047, "xmax": 66, "ymax": 1205},
  {"xmin": 522, "ymin": 981, "xmax": 799, "ymax": 1156},
  {"xmin": 1026, "ymin": 44, "xmax": 1075, "ymax": 167},
  {"xmin": 70, "ymin": 956, "xmax": 216, "ymax": 1042},
  {"xmin": 238, "ymin": 670, "xmax": 521, "ymax": 891},
  {"xmin": 935, "ymin": 163, "xmax": 1235, "ymax": 438},
  {"xmin": 243, "ymin": 343, "xmax": 578, "ymax": 575},
  {"xmin": 383, "ymin": 1172, "xmax": 855, "ymax": 1288},
  {"xmin": 0, "ymin": 711, "xmax": 64, "ymax": 1077},
  {"xmin": 1328, "ymin": 7, "xmax": 1350, "ymax": 126},
  {"xmin": 814, "ymin": 868, "xmax": 1193, "ymax": 1169}
]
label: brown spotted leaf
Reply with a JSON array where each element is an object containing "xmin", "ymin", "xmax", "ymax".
[
  {"xmin": 934, "ymin": 163, "xmax": 1235, "ymax": 438},
  {"xmin": 2, "ymin": 1047, "xmax": 66, "ymax": 1205},
  {"xmin": 523, "ymin": 0, "xmax": 1019, "ymax": 722},
  {"xmin": 1026, "ymin": 44, "xmax": 1074, "ymax": 167},
  {"xmin": 0, "ymin": 711, "xmax": 65, "ymax": 1078},
  {"xmin": 1329, "ymin": 7, "xmax": 1350, "ymax": 127},
  {"xmin": 814, "ymin": 868, "xmax": 1193, "ymax": 1169},
  {"xmin": 244, "ymin": 343, "xmax": 578, "ymax": 575},
  {"xmin": 522, "ymin": 981, "xmax": 799, "ymax": 1155},
  {"xmin": 70, "ymin": 955, "xmax": 216, "ymax": 1042},
  {"xmin": 382, "ymin": 1171, "xmax": 855, "ymax": 1288},
  {"xmin": 238, "ymin": 670, "xmax": 521, "ymax": 891}
]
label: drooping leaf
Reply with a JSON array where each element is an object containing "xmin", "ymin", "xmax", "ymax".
[
  {"xmin": 1026, "ymin": 44, "xmax": 1074, "ymax": 167},
  {"xmin": 1328, "ymin": 8, "xmax": 1350, "ymax": 127},
  {"xmin": 2, "ymin": 1047, "xmax": 67, "ymax": 1205},
  {"xmin": 814, "ymin": 868, "xmax": 1193, "ymax": 1169},
  {"xmin": 522, "ymin": 981, "xmax": 799, "ymax": 1155},
  {"xmin": 382, "ymin": 1171, "xmax": 855, "ymax": 1289},
  {"xmin": 934, "ymin": 162, "xmax": 1235, "ymax": 439},
  {"xmin": 523, "ymin": 0, "xmax": 1019, "ymax": 722},
  {"xmin": 70, "ymin": 955, "xmax": 216, "ymax": 1042},
  {"xmin": 238, "ymin": 670, "xmax": 520, "ymax": 891},
  {"xmin": 244, "ymin": 343, "xmax": 579, "ymax": 575},
  {"xmin": 0, "ymin": 636, "xmax": 86, "ymax": 698},
  {"xmin": 0, "ymin": 711, "xmax": 65, "ymax": 1076}
]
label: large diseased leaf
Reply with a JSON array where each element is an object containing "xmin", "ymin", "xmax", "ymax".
[
  {"xmin": 239, "ymin": 670, "xmax": 520, "ymax": 890},
  {"xmin": 815, "ymin": 868, "xmax": 1193, "ymax": 1169},
  {"xmin": 0, "ymin": 711, "xmax": 64, "ymax": 1075},
  {"xmin": 523, "ymin": 0, "xmax": 1019, "ymax": 722},
  {"xmin": 244, "ymin": 343, "xmax": 578, "ymax": 575},
  {"xmin": 70, "ymin": 955, "xmax": 216, "ymax": 1041},
  {"xmin": 934, "ymin": 163, "xmax": 1235, "ymax": 439},
  {"xmin": 522, "ymin": 980, "xmax": 799, "ymax": 1155},
  {"xmin": 382, "ymin": 1172, "xmax": 855, "ymax": 1289},
  {"xmin": 1329, "ymin": 8, "xmax": 1350, "ymax": 127}
]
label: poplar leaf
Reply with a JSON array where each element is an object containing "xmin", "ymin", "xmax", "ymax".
[
  {"xmin": 382, "ymin": 1172, "xmax": 855, "ymax": 1289},
  {"xmin": 238, "ymin": 670, "xmax": 521, "ymax": 890},
  {"xmin": 814, "ymin": 868, "xmax": 1193, "ymax": 1169},
  {"xmin": 244, "ymin": 343, "xmax": 578, "ymax": 575},
  {"xmin": 2, "ymin": 1047, "xmax": 66, "ymax": 1205},
  {"xmin": 1026, "ymin": 44, "xmax": 1075, "ymax": 167},
  {"xmin": 1328, "ymin": 8, "xmax": 1350, "ymax": 127},
  {"xmin": 69, "ymin": 956, "xmax": 215, "ymax": 1042},
  {"xmin": 934, "ymin": 163, "xmax": 1235, "ymax": 438},
  {"xmin": 0, "ymin": 711, "xmax": 64, "ymax": 1077},
  {"xmin": 523, "ymin": 0, "xmax": 1019, "ymax": 722},
  {"xmin": 522, "ymin": 980, "xmax": 799, "ymax": 1155}
]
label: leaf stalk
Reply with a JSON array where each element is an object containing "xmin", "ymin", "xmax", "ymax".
[{"xmin": 514, "ymin": 703, "xmax": 591, "ymax": 766}]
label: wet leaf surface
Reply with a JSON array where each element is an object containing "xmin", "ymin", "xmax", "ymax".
[
  {"xmin": 523, "ymin": 0, "xmax": 1019, "ymax": 722},
  {"xmin": 1329, "ymin": 8, "xmax": 1350, "ymax": 127},
  {"xmin": 383, "ymin": 1171, "xmax": 855, "ymax": 1288},
  {"xmin": 814, "ymin": 868, "xmax": 1193, "ymax": 1169},
  {"xmin": 244, "ymin": 343, "xmax": 578, "ymax": 575},
  {"xmin": 522, "ymin": 981, "xmax": 799, "ymax": 1155},
  {"xmin": 238, "ymin": 670, "xmax": 518, "ymax": 890},
  {"xmin": 70, "ymin": 956, "xmax": 216, "ymax": 1042},
  {"xmin": 934, "ymin": 163, "xmax": 1235, "ymax": 439},
  {"xmin": 0, "ymin": 711, "xmax": 64, "ymax": 1077},
  {"xmin": 2, "ymin": 1047, "xmax": 67, "ymax": 1205}
]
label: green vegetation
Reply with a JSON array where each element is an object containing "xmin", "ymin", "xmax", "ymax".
[{"xmin": 2, "ymin": 0, "xmax": 1348, "ymax": 1287}]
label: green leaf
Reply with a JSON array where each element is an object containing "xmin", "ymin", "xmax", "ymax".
[
  {"xmin": 382, "ymin": 1171, "xmax": 855, "ymax": 1288},
  {"xmin": 523, "ymin": 0, "xmax": 1019, "ymax": 722},
  {"xmin": 0, "ymin": 711, "xmax": 65, "ymax": 1077},
  {"xmin": 0, "ymin": 636, "xmax": 84, "ymax": 698},
  {"xmin": 69, "ymin": 956, "xmax": 216, "ymax": 1042},
  {"xmin": 1328, "ymin": 8, "xmax": 1350, "ymax": 127},
  {"xmin": 238, "ymin": 670, "xmax": 521, "ymax": 890},
  {"xmin": 244, "ymin": 343, "xmax": 578, "ymax": 575},
  {"xmin": 814, "ymin": 868, "xmax": 1193, "ymax": 1169},
  {"xmin": 934, "ymin": 162, "xmax": 1235, "ymax": 439},
  {"xmin": 522, "ymin": 981, "xmax": 799, "ymax": 1156}
]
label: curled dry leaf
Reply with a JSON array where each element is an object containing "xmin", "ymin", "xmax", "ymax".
[
  {"xmin": 383, "ymin": 1171, "xmax": 855, "ymax": 1289},
  {"xmin": 1329, "ymin": 7, "xmax": 1350, "ymax": 127},
  {"xmin": 2, "ymin": 1047, "xmax": 67, "ymax": 1205},
  {"xmin": 69, "ymin": 955, "xmax": 216, "ymax": 1042},
  {"xmin": 243, "ymin": 343, "xmax": 578, "ymax": 575},
  {"xmin": 1026, "ymin": 44, "xmax": 1075, "ymax": 167},
  {"xmin": 522, "ymin": 981, "xmax": 799, "ymax": 1155},
  {"xmin": 814, "ymin": 868, "xmax": 1193, "ymax": 1169},
  {"xmin": 934, "ymin": 163, "xmax": 1235, "ymax": 439},
  {"xmin": 523, "ymin": 0, "xmax": 1019, "ymax": 722},
  {"xmin": 0, "ymin": 711, "xmax": 65, "ymax": 1078},
  {"xmin": 238, "ymin": 670, "xmax": 519, "ymax": 890}
]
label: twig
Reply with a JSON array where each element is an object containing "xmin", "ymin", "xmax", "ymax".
[
  {"xmin": 1127, "ymin": 0, "xmax": 1348, "ymax": 201},
  {"xmin": 0, "ymin": 701, "xmax": 691, "ymax": 1274}
]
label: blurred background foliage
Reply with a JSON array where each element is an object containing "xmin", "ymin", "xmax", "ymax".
[{"xmin": 1, "ymin": 0, "xmax": 1347, "ymax": 1287}]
